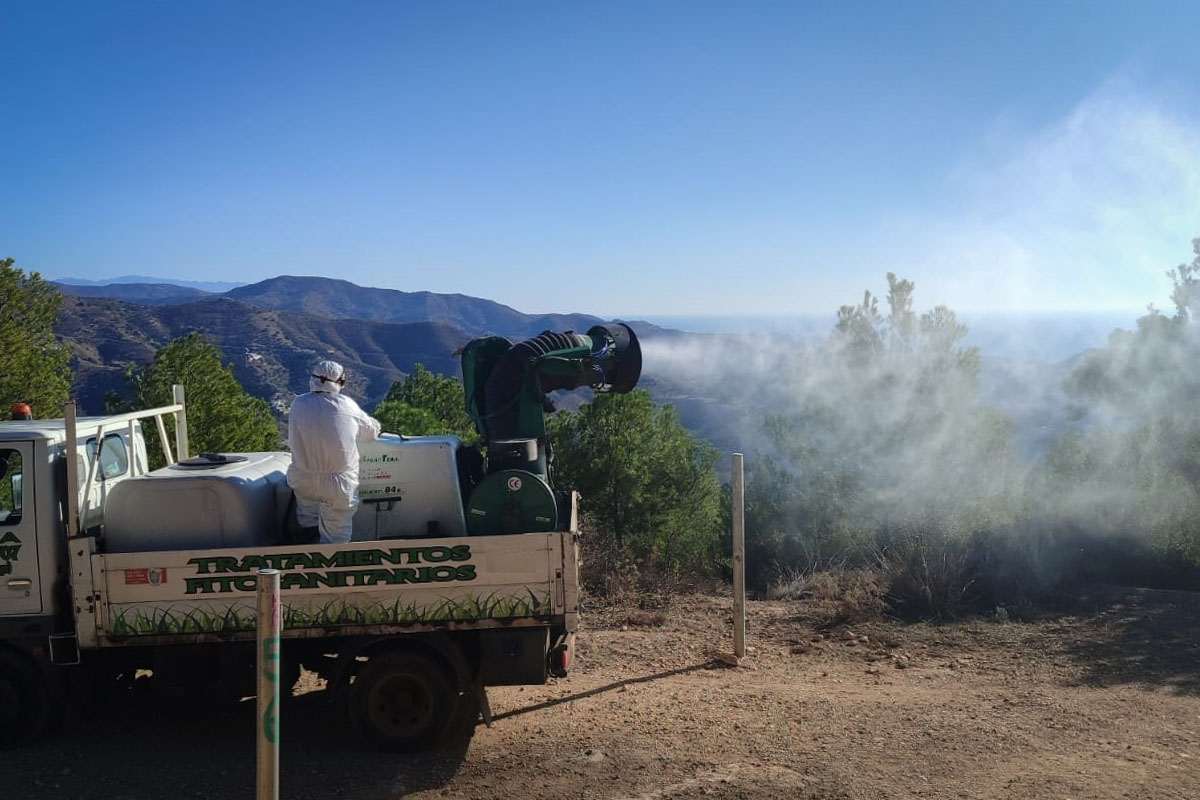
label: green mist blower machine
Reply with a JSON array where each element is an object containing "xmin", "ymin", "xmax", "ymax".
[{"xmin": 458, "ymin": 323, "xmax": 642, "ymax": 535}]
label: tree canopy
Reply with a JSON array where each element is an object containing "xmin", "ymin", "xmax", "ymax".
[
  {"xmin": 742, "ymin": 259, "xmax": 1200, "ymax": 609},
  {"xmin": 549, "ymin": 389, "xmax": 723, "ymax": 576},
  {"xmin": 743, "ymin": 273, "xmax": 1022, "ymax": 592},
  {"xmin": 374, "ymin": 364, "xmax": 479, "ymax": 444},
  {"xmin": 119, "ymin": 332, "xmax": 279, "ymax": 467},
  {"xmin": 1045, "ymin": 238, "xmax": 1200, "ymax": 564},
  {"xmin": 0, "ymin": 257, "xmax": 72, "ymax": 418}
]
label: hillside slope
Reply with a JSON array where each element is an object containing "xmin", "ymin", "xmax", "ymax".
[
  {"xmin": 225, "ymin": 275, "xmax": 610, "ymax": 338},
  {"xmin": 52, "ymin": 281, "xmax": 214, "ymax": 305},
  {"xmin": 57, "ymin": 296, "xmax": 469, "ymax": 414}
]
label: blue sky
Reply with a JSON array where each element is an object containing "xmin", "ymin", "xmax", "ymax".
[{"xmin": 3, "ymin": 1, "xmax": 1200, "ymax": 316}]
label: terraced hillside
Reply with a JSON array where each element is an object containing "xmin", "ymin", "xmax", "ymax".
[{"xmin": 57, "ymin": 295, "xmax": 469, "ymax": 413}]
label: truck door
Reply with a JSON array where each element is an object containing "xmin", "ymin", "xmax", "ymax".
[{"xmin": 0, "ymin": 442, "xmax": 40, "ymax": 616}]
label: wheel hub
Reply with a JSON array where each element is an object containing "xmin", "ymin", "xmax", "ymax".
[{"xmin": 368, "ymin": 673, "xmax": 434, "ymax": 736}]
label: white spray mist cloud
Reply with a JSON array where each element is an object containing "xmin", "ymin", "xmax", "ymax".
[
  {"xmin": 885, "ymin": 77, "xmax": 1200, "ymax": 313},
  {"xmin": 636, "ymin": 78, "xmax": 1200, "ymax": 587}
]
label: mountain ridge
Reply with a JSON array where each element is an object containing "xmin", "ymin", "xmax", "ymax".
[
  {"xmin": 53, "ymin": 274, "xmax": 660, "ymax": 341},
  {"xmin": 225, "ymin": 275, "xmax": 616, "ymax": 338},
  {"xmin": 51, "ymin": 277, "xmax": 1089, "ymax": 461},
  {"xmin": 51, "ymin": 275, "xmax": 243, "ymax": 292},
  {"xmin": 57, "ymin": 295, "xmax": 472, "ymax": 415},
  {"xmin": 51, "ymin": 281, "xmax": 213, "ymax": 305}
]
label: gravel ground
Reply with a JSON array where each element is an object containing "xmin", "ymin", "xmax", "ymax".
[{"xmin": 3, "ymin": 585, "xmax": 1198, "ymax": 799}]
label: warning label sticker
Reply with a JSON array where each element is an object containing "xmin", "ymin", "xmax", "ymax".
[{"xmin": 124, "ymin": 568, "xmax": 167, "ymax": 585}]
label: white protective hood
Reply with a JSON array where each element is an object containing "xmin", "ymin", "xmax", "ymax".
[{"xmin": 309, "ymin": 359, "xmax": 345, "ymax": 394}]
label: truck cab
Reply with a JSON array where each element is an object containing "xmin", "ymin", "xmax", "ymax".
[{"xmin": 0, "ymin": 417, "xmax": 147, "ymax": 622}]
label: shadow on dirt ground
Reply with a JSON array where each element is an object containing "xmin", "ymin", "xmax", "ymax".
[
  {"xmin": 2, "ymin": 687, "xmax": 469, "ymax": 799},
  {"xmin": 1057, "ymin": 585, "xmax": 1200, "ymax": 695},
  {"xmin": 494, "ymin": 659, "xmax": 723, "ymax": 721}
]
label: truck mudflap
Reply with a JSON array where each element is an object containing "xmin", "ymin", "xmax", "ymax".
[
  {"xmin": 80, "ymin": 533, "xmax": 578, "ymax": 647},
  {"xmin": 549, "ymin": 631, "xmax": 575, "ymax": 678}
]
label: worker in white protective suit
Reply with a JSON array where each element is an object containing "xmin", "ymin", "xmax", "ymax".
[{"xmin": 287, "ymin": 360, "xmax": 381, "ymax": 544}]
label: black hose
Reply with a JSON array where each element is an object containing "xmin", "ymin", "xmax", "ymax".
[{"xmin": 483, "ymin": 331, "xmax": 588, "ymax": 440}]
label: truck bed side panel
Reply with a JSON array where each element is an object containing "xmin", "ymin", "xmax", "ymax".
[{"xmin": 85, "ymin": 533, "xmax": 573, "ymax": 647}]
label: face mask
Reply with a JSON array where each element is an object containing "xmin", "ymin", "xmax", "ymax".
[{"xmin": 309, "ymin": 374, "xmax": 345, "ymax": 394}]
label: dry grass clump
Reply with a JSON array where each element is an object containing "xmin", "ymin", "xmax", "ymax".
[
  {"xmin": 769, "ymin": 533, "xmax": 978, "ymax": 622},
  {"xmin": 622, "ymin": 610, "xmax": 668, "ymax": 627},
  {"xmin": 770, "ymin": 567, "xmax": 889, "ymax": 625},
  {"xmin": 877, "ymin": 535, "xmax": 975, "ymax": 620}
]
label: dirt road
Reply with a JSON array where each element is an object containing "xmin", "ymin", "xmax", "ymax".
[{"xmin": 5, "ymin": 586, "xmax": 1198, "ymax": 799}]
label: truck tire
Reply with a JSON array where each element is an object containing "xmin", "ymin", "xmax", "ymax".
[
  {"xmin": 0, "ymin": 649, "xmax": 50, "ymax": 749},
  {"xmin": 350, "ymin": 652, "xmax": 457, "ymax": 751}
]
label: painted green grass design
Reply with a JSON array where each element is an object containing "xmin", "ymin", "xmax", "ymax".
[
  {"xmin": 109, "ymin": 590, "xmax": 551, "ymax": 636},
  {"xmin": 109, "ymin": 604, "xmax": 250, "ymax": 636}
]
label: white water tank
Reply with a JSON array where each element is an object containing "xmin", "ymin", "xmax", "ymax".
[{"xmin": 104, "ymin": 452, "xmax": 291, "ymax": 553}]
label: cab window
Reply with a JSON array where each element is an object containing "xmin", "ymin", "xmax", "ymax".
[
  {"xmin": 0, "ymin": 449, "xmax": 22, "ymax": 524},
  {"xmin": 86, "ymin": 434, "xmax": 129, "ymax": 480}
]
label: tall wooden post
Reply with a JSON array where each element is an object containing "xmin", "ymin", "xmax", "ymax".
[
  {"xmin": 732, "ymin": 452, "xmax": 746, "ymax": 658},
  {"xmin": 256, "ymin": 569, "xmax": 281, "ymax": 800}
]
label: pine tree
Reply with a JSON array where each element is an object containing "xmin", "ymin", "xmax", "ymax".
[
  {"xmin": 0, "ymin": 258, "xmax": 72, "ymax": 418},
  {"xmin": 122, "ymin": 332, "xmax": 279, "ymax": 466}
]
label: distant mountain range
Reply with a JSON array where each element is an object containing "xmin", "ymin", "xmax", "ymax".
[
  {"xmin": 52, "ymin": 275, "xmax": 643, "ymax": 340},
  {"xmin": 50, "ymin": 274, "xmax": 1110, "ymax": 459},
  {"xmin": 225, "ymin": 276, "xmax": 618, "ymax": 337},
  {"xmin": 54, "ymin": 276, "xmax": 672, "ymax": 417},
  {"xmin": 52, "ymin": 275, "xmax": 245, "ymax": 292}
]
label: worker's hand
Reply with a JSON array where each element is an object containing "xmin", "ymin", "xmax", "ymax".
[{"xmin": 359, "ymin": 415, "xmax": 382, "ymax": 442}]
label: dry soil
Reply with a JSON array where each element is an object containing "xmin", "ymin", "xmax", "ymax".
[{"xmin": 4, "ymin": 585, "xmax": 1198, "ymax": 799}]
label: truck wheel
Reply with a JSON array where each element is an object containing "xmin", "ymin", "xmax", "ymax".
[
  {"xmin": 350, "ymin": 652, "xmax": 456, "ymax": 751},
  {"xmin": 0, "ymin": 649, "xmax": 49, "ymax": 749}
]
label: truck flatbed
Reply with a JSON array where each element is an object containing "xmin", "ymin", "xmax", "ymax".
[{"xmin": 72, "ymin": 530, "xmax": 579, "ymax": 648}]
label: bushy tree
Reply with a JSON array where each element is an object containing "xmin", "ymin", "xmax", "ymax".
[
  {"xmin": 746, "ymin": 273, "xmax": 1022, "ymax": 597},
  {"xmin": 372, "ymin": 401, "xmax": 445, "ymax": 437},
  {"xmin": 549, "ymin": 390, "xmax": 723, "ymax": 576},
  {"xmin": 1048, "ymin": 238, "xmax": 1200, "ymax": 564},
  {"xmin": 0, "ymin": 257, "xmax": 72, "ymax": 417},
  {"xmin": 120, "ymin": 332, "xmax": 279, "ymax": 467},
  {"xmin": 374, "ymin": 364, "xmax": 479, "ymax": 444}
]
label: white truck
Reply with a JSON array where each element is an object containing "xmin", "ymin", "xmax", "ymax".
[{"xmin": 0, "ymin": 390, "xmax": 580, "ymax": 751}]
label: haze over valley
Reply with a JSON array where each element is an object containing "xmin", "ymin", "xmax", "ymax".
[{"xmin": 51, "ymin": 273, "xmax": 1137, "ymax": 465}]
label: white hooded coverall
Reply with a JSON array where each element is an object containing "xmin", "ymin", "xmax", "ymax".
[{"xmin": 287, "ymin": 362, "xmax": 381, "ymax": 544}]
